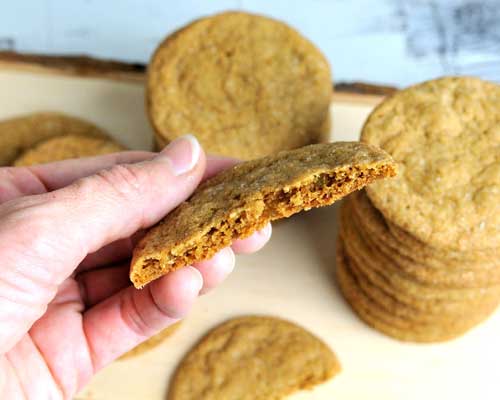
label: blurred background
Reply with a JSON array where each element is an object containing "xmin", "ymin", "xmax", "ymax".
[{"xmin": 1, "ymin": 0, "xmax": 499, "ymax": 87}]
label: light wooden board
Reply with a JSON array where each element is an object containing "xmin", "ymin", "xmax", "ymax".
[{"xmin": 0, "ymin": 69, "xmax": 499, "ymax": 400}]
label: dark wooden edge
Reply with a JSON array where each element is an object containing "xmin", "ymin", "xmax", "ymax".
[{"xmin": 0, "ymin": 51, "xmax": 397, "ymax": 95}]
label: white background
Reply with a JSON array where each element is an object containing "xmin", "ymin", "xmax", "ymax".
[{"xmin": 1, "ymin": 0, "xmax": 499, "ymax": 87}]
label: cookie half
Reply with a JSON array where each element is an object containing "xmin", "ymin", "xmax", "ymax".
[
  {"xmin": 168, "ymin": 316, "xmax": 340, "ymax": 400},
  {"xmin": 147, "ymin": 11, "xmax": 332, "ymax": 160},
  {"xmin": 131, "ymin": 142, "xmax": 396, "ymax": 288}
]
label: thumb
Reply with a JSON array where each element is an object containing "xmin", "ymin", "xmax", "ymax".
[{"xmin": 0, "ymin": 135, "xmax": 205, "ymax": 353}]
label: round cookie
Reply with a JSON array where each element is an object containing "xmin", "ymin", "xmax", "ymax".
[
  {"xmin": 336, "ymin": 238, "xmax": 499, "ymax": 343},
  {"xmin": 0, "ymin": 112, "xmax": 110, "ymax": 166},
  {"xmin": 168, "ymin": 316, "xmax": 341, "ymax": 400},
  {"xmin": 14, "ymin": 135, "xmax": 125, "ymax": 166},
  {"xmin": 361, "ymin": 77, "xmax": 500, "ymax": 251},
  {"xmin": 119, "ymin": 322, "xmax": 181, "ymax": 360},
  {"xmin": 148, "ymin": 12, "xmax": 332, "ymax": 160}
]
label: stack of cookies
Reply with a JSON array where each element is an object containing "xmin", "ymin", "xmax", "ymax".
[{"xmin": 337, "ymin": 77, "xmax": 500, "ymax": 342}]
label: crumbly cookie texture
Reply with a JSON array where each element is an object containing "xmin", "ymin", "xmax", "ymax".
[
  {"xmin": 168, "ymin": 316, "xmax": 341, "ymax": 400},
  {"xmin": 14, "ymin": 134, "xmax": 124, "ymax": 166},
  {"xmin": 361, "ymin": 77, "xmax": 500, "ymax": 251},
  {"xmin": 0, "ymin": 112, "xmax": 110, "ymax": 166},
  {"xmin": 119, "ymin": 323, "xmax": 181, "ymax": 360},
  {"xmin": 147, "ymin": 11, "xmax": 332, "ymax": 160},
  {"xmin": 131, "ymin": 142, "xmax": 396, "ymax": 288}
]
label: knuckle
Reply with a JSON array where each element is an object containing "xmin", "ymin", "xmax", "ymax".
[{"xmin": 83, "ymin": 164, "xmax": 146, "ymax": 204}]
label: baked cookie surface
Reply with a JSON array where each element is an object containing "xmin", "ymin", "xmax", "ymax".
[
  {"xmin": 148, "ymin": 12, "xmax": 332, "ymax": 160},
  {"xmin": 0, "ymin": 112, "xmax": 109, "ymax": 166},
  {"xmin": 168, "ymin": 316, "xmax": 340, "ymax": 400},
  {"xmin": 14, "ymin": 134, "xmax": 124, "ymax": 166},
  {"xmin": 131, "ymin": 142, "xmax": 396, "ymax": 288},
  {"xmin": 361, "ymin": 77, "xmax": 500, "ymax": 251}
]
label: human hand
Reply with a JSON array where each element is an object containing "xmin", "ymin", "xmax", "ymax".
[{"xmin": 0, "ymin": 135, "xmax": 272, "ymax": 399}]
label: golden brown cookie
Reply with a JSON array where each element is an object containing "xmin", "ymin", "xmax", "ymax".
[
  {"xmin": 131, "ymin": 142, "xmax": 396, "ymax": 288},
  {"xmin": 361, "ymin": 77, "xmax": 500, "ymax": 251},
  {"xmin": 119, "ymin": 322, "xmax": 181, "ymax": 360},
  {"xmin": 0, "ymin": 112, "xmax": 110, "ymax": 166},
  {"xmin": 336, "ymin": 238, "xmax": 498, "ymax": 343},
  {"xmin": 168, "ymin": 316, "xmax": 341, "ymax": 400},
  {"xmin": 14, "ymin": 134, "xmax": 125, "ymax": 166},
  {"xmin": 147, "ymin": 11, "xmax": 332, "ymax": 160}
]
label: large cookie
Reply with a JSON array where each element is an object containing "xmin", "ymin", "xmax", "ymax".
[
  {"xmin": 147, "ymin": 11, "xmax": 332, "ymax": 160},
  {"xmin": 14, "ymin": 134, "xmax": 125, "ymax": 166},
  {"xmin": 131, "ymin": 142, "xmax": 396, "ymax": 288},
  {"xmin": 361, "ymin": 77, "xmax": 500, "ymax": 251},
  {"xmin": 168, "ymin": 316, "xmax": 341, "ymax": 400},
  {"xmin": 0, "ymin": 112, "xmax": 110, "ymax": 166}
]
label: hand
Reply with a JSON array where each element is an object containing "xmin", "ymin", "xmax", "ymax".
[{"xmin": 0, "ymin": 135, "xmax": 272, "ymax": 399}]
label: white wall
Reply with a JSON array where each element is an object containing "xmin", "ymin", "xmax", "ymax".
[{"xmin": 0, "ymin": 0, "xmax": 499, "ymax": 87}]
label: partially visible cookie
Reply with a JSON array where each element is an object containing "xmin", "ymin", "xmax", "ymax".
[
  {"xmin": 14, "ymin": 134, "xmax": 125, "ymax": 166},
  {"xmin": 131, "ymin": 142, "xmax": 396, "ymax": 288},
  {"xmin": 119, "ymin": 322, "xmax": 181, "ymax": 360},
  {"xmin": 0, "ymin": 112, "xmax": 110, "ymax": 166},
  {"xmin": 168, "ymin": 316, "xmax": 341, "ymax": 400},
  {"xmin": 361, "ymin": 77, "xmax": 500, "ymax": 251},
  {"xmin": 148, "ymin": 11, "xmax": 332, "ymax": 160}
]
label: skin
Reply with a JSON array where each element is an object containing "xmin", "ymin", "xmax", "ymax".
[{"xmin": 0, "ymin": 136, "xmax": 272, "ymax": 399}]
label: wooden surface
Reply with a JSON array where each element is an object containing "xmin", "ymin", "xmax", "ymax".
[
  {"xmin": 0, "ymin": 51, "xmax": 398, "ymax": 95},
  {"xmin": 0, "ymin": 60, "xmax": 499, "ymax": 400}
]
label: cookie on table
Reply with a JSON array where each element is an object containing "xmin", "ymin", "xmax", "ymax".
[
  {"xmin": 168, "ymin": 316, "xmax": 341, "ymax": 400},
  {"xmin": 119, "ymin": 322, "xmax": 181, "ymax": 360},
  {"xmin": 147, "ymin": 11, "xmax": 332, "ymax": 160},
  {"xmin": 131, "ymin": 142, "xmax": 396, "ymax": 288},
  {"xmin": 0, "ymin": 112, "xmax": 110, "ymax": 166},
  {"xmin": 361, "ymin": 77, "xmax": 500, "ymax": 252},
  {"xmin": 14, "ymin": 134, "xmax": 125, "ymax": 166}
]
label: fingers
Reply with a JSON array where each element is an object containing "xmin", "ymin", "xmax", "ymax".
[
  {"xmin": 193, "ymin": 247, "xmax": 235, "ymax": 295},
  {"xmin": 27, "ymin": 151, "xmax": 155, "ymax": 191},
  {"xmin": 0, "ymin": 151, "xmax": 154, "ymax": 204},
  {"xmin": 231, "ymin": 223, "xmax": 272, "ymax": 254},
  {"xmin": 82, "ymin": 266, "xmax": 203, "ymax": 370},
  {"xmin": 77, "ymin": 264, "xmax": 131, "ymax": 307},
  {"xmin": 0, "ymin": 136, "xmax": 205, "ymax": 352},
  {"xmin": 78, "ymin": 245, "xmax": 237, "ymax": 307}
]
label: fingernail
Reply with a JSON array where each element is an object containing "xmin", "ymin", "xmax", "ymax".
[
  {"xmin": 259, "ymin": 223, "xmax": 272, "ymax": 238},
  {"xmin": 158, "ymin": 134, "xmax": 201, "ymax": 176},
  {"xmin": 186, "ymin": 266, "xmax": 204, "ymax": 295}
]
